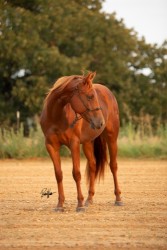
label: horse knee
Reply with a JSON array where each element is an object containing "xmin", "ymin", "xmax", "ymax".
[{"xmin": 72, "ymin": 170, "xmax": 81, "ymax": 182}]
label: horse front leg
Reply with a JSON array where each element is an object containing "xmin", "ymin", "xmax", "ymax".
[
  {"xmin": 70, "ymin": 141, "xmax": 85, "ymax": 212},
  {"xmin": 45, "ymin": 137, "xmax": 65, "ymax": 212}
]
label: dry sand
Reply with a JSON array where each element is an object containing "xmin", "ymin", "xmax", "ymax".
[{"xmin": 0, "ymin": 158, "xmax": 167, "ymax": 249}]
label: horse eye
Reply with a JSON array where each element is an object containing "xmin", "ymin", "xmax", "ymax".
[{"xmin": 87, "ymin": 94, "xmax": 94, "ymax": 100}]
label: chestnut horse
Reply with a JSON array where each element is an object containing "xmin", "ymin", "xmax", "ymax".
[{"xmin": 40, "ymin": 72, "xmax": 122, "ymax": 212}]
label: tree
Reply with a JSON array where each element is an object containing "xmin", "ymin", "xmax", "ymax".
[{"xmin": 0, "ymin": 0, "xmax": 166, "ymax": 127}]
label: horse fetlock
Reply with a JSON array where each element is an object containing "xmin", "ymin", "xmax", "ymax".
[
  {"xmin": 77, "ymin": 195, "xmax": 84, "ymax": 202},
  {"xmin": 77, "ymin": 195, "xmax": 84, "ymax": 207},
  {"xmin": 58, "ymin": 196, "xmax": 65, "ymax": 205},
  {"xmin": 88, "ymin": 190, "xmax": 95, "ymax": 197},
  {"xmin": 114, "ymin": 189, "xmax": 121, "ymax": 196},
  {"xmin": 85, "ymin": 198, "xmax": 93, "ymax": 207}
]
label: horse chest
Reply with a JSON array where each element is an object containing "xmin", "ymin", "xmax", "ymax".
[
  {"xmin": 52, "ymin": 127, "xmax": 71, "ymax": 145},
  {"xmin": 80, "ymin": 124, "xmax": 105, "ymax": 143}
]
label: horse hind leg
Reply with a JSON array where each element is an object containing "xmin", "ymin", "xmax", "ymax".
[
  {"xmin": 83, "ymin": 142, "xmax": 96, "ymax": 207},
  {"xmin": 107, "ymin": 138, "xmax": 123, "ymax": 206}
]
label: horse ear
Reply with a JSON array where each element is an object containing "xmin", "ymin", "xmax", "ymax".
[{"xmin": 84, "ymin": 72, "xmax": 96, "ymax": 85}]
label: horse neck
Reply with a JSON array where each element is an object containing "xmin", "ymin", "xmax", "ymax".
[{"xmin": 46, "ymin": 86, "xmax": 73, "ymax": 119}]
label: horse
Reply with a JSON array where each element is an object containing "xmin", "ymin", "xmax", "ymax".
[{"xmin": 40, "ymin": 72, "xmax": 122, "ymax": 212}]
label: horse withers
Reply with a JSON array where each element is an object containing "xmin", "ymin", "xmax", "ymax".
[{"xmin": 40, "ymin": 72, "xmax": 122, "ymax": 212}]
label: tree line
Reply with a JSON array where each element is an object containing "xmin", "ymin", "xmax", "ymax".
[{"xmin": 0, "ymin": 0, "xmax": 166, "ymax": 129}]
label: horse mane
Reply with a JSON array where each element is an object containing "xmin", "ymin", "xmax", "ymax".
[{"xmin": 44, "ymin": 75, "xmax": 83, "ymax": 106}]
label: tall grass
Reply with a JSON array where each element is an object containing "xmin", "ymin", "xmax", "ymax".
[
  {"xmin": 0, "ymin": 125, "xmax": 46, "ymax": 159},
  {"xmin": 118, "ymin": 122, "xmax": 167, "ymax": 159},
  {"xmin": 0, "ymin": 123, "xmax": 166, "ymax": 159},
  {"xmin": 0, "ymin": 125, "xmax": 70, "ymax": 159}
]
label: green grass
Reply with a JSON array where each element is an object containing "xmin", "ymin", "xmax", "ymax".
[
  {"xmin": 0, "ymin": 125, "xmax": 47, "ymax": 159},
  {"xmin": 0, "ymin": 123, "xmax": 166, "ymax": 159},
  {"xmin": 118, "ymin": 123, "xmax": 167, "ymax": 159}
]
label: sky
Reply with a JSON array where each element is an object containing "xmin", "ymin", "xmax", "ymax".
[{"xmin": 102, "ymin": 0, "xmax": 167, "ymax": 45}]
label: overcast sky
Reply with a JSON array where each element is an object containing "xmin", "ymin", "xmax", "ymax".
[{"xmin": 102, "ymin": 0, "xmax": 167, "ymax": 45}]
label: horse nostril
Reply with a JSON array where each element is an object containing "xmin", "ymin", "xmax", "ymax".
[
  {"xmin": 96, "ymin": 121, "xmax": 104, "ymax": 129},
  {"xmin": 91, "ymin": 118, "xmax": 104, "ymax": 130},
  {"xmin": 100, "ymin": 119, "xmax": 105, "ymax": 127}
]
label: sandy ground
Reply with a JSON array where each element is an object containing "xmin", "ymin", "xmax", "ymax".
[{"xmin": 0, "ymin": 158, "xmax": 167, "ymax": 250}]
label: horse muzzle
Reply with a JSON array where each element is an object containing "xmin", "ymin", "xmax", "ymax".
[{"xmin": 90, "ymin": 118, "xmax": 105, "ymax": 130}]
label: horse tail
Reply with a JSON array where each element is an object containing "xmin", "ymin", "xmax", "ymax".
[{"xmin": 86, "ymin": 135, "xmax": 108, "ymax": 183}]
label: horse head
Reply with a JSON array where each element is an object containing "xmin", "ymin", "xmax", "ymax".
[{"xmin": 69, "ymin": 72, "xmax": 105, "ymax": 129}]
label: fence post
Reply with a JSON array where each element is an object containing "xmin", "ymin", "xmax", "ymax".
[{"xmin": 16, "ymin": 111, "xmax": 20, "ymax": 131}]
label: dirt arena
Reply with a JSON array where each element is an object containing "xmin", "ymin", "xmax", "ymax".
[{"xmin": 0, "ymin": 158, "xmax": 167, "ymax": 250}]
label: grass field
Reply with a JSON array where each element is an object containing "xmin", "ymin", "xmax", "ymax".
[{"xmin": 0, "ymin": 123, "xmax": 166, "ymax": 159}]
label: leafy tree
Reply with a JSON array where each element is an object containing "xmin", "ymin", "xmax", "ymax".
[{"xmin": 0, "ymin": 0, "xmax": 166, "ymax": 128}]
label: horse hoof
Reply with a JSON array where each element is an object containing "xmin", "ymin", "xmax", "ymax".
[
  {"xmin": 55, "ymin": 207, "xmax": 64, "ymax": 212},
  {"xmin": 76, "ymin": 206, "xmax": 85, "ymax": 212},
  {"xmin": 85, "ymin": 199, "xmax": 93, "ymax": 207},
  {"xmin": 115, "ymin": 200, "xmax": 124, "ymax": 206}
]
